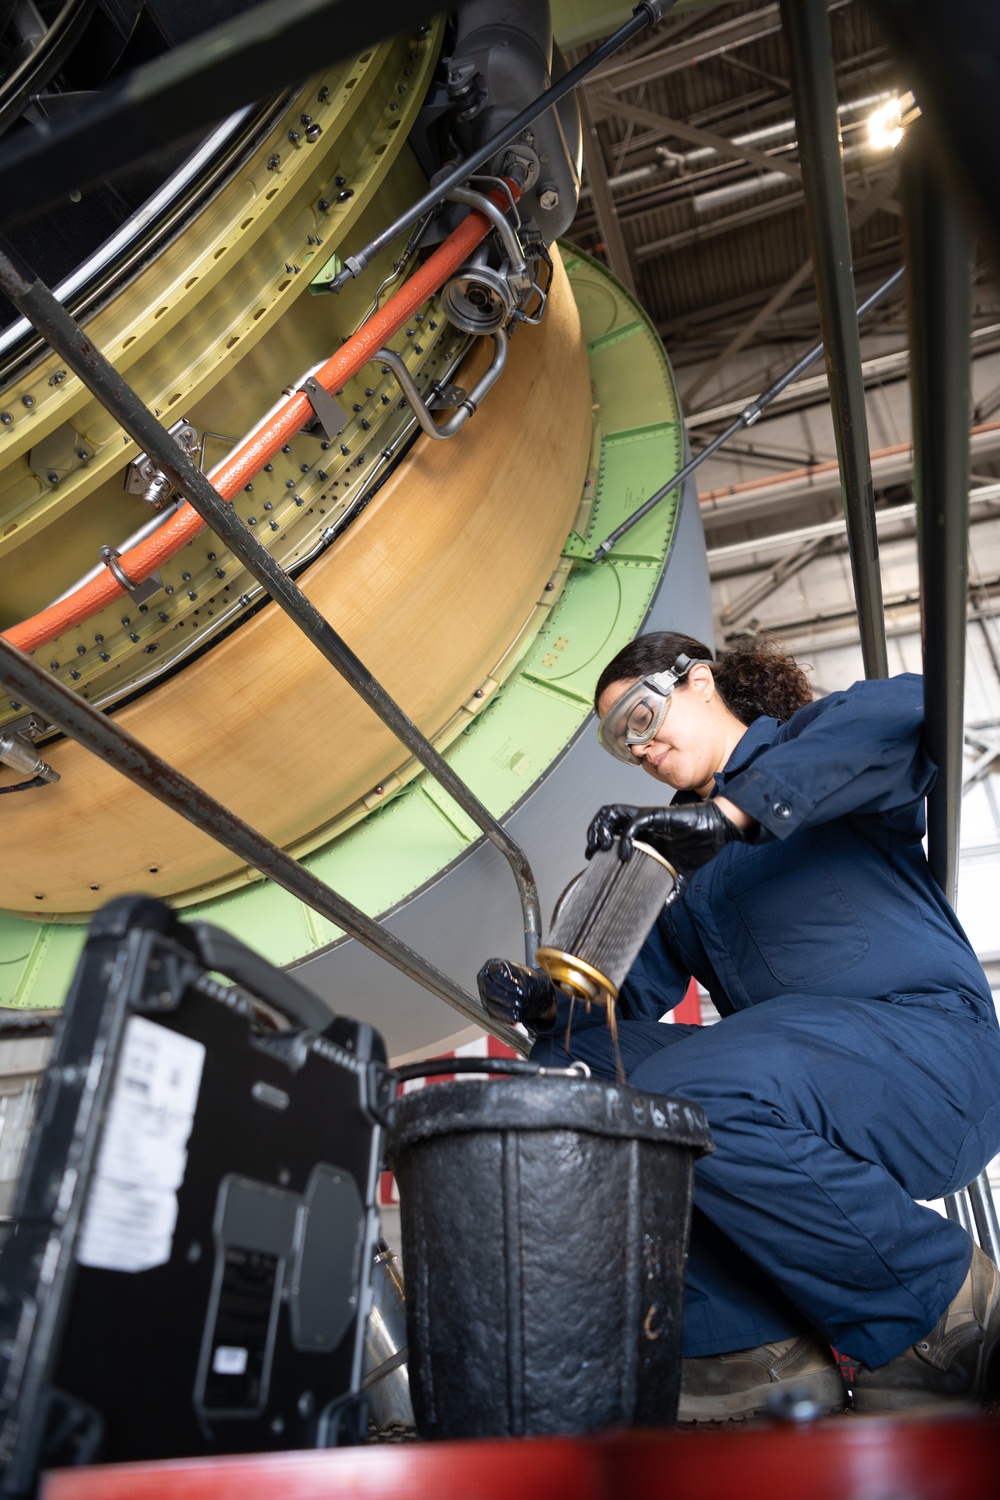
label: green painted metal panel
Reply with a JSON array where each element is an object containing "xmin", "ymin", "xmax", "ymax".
[
  {"xmin": 0, "ymin": 916, "xmax": 85, "ymax": 1009},
  {"xmin": 0, "ymin": 244, "xmax": 689, "ymax": 1004}
]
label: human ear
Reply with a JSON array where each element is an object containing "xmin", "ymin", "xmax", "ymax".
[{"xmin": 686, "ymin": 663, "xmax": 716, "ymax": 701}]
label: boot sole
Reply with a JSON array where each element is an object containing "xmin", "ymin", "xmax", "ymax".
[{"xmin": 677, "ymin": 1367, "xmax": 847, "ymax": 1424}]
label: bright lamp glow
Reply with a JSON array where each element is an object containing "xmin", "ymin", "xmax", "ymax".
[{"xmin": 868, "ymin": 97, "xmax": 904, "ymax": 151}]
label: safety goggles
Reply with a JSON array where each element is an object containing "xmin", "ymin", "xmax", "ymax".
[{"xmin": 597, "ymin": 653, "xmax": 711, "ymax": 766}]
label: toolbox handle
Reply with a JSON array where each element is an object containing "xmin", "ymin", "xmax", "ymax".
[{"xmin": 188, "ymin": 920, "xmax": 337, "ymax": 1037}]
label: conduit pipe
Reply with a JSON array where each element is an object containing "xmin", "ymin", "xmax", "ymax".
[{"xmin": 3, "ymin": 181, "xmax": 519, "ymax": 655}]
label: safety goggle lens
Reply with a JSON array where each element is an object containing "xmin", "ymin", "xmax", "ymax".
[{"xmin": 623, "ymin": 694, "xmax": 661, "ymax": 741}]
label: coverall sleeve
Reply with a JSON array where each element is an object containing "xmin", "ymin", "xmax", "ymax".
[{"xmin": 720, "ymin": 673, "xmax": 936, "ymax": 840}]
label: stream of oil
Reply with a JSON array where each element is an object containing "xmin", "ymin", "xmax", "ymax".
[
  {"xmin": 563, "ymin": 995, "xmax": 625, "ymax": 1082},
  {"xmin": 606, "ymin": 1001, "xmax": 625, "ymax": 1084}
]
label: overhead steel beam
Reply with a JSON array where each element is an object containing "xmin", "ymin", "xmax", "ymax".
[
  {"xmin": 591, "ymin": 266, "xmax": 904, "ymax": 559},
  {"xmin": 588, "ymin": 87, "xmax": 804, "ymax": 186},
  {"xmin": 779, "ymin": 0, "xmax": 887, "ymax": 679},
  {"xmin": 589, "ymin": 0, "xmax": 856, "ymax": 94},
  {"xmin": 698, "ymin": 425, "xmax": 1000, "ymax": 532},
  {"xmin": 904, "ymin": 118, "xmax": 974, "ymax": 907},
  {"xmin": 688, "ymin": 319, "xmax": 1000, "ymax": 429},
  {"xmin": 579, "ymin": 91, "xmax": 637, "ymax": 294},
  {"xmin": 719, "ymin": 535, "xmax": 834, "ymax": 625},
  {"xmin": 708, "ymin": 482, "xmax": 1000, "ymax": 567},
  {"xmin": 683, "ymin": 263, "xmax": 813, "ymax": 407},
  {"xmin": 588, "ymin": 1, "xmax": 788, "ymax": 92},
  {"xmin": 635, "ymin": 189, "xmax": 806, "ymax": 258},
  {"xmin": 682, "ymin": 172, "xmax": 901, "ymax": 408}
]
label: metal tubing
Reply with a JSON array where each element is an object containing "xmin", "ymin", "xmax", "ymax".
[
  {"xmin": 967, "ymin": 1171, "xmax": 1000, "ymax": 1266},
  {"xmin": 446, "ymin": 188, "xmax": 527, "ymax": 286},
  {"xmin": 779, "ymin": 0, "xmax": 887, "ymax": 680},
  {"xmin": 375, "ymin": 331, "xmax": 508, "ymax": 440},
  {"xmin": 593, "ymin": 267, "xmax": 903, "ymax": 560},
  {"xmin": 0, "ymin": 243, "xmax": 543, "ymax": 969},
  {"xmin": 0, "ymin": 634, "xmax": 526, "ymax": 1054},
  {"xmin": 328, "ymin": 0, "xmax": 673, "ymax": 292},
  {"xmin": 903, "ymin": 120, "xmax": 973, "ymax": 905}
]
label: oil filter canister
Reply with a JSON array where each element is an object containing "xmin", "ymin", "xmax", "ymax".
[
  {"xmin": 387, "ymin": 1072, "xmax": 713, "ymax": 1438},
  {"xmin": 536, "ymin": 839, "xmax": 677, "ymax": 1009}
]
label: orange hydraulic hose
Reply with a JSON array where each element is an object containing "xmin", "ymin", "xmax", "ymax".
[{"xmin": 4, "ymin": 182, "xmax": 520, "ymax": 655}]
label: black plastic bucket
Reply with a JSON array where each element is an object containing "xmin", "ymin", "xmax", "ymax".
[{"xmin": 387, "ymin": 1068, "xmax": 713, "ymax": 1439}]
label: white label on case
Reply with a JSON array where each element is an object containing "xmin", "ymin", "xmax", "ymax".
[
  {"xmin": 77, "ymin": 1016, "xmax": 205, "ymax": 1273},
  {"xmin": 212, "ymin": 1345, "xmax": 249, "ymax": 1376}
]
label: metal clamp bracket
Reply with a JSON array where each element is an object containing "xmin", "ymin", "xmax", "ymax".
[
  {"xmin": 298, "ymin": 375, "xmax": 349, "ymax": 441},
  {"xmin": 446, "ymin": 184, "xmax": 530, "ymax": 295},
  {"xmin": 98, "ymin": 544, "xmax": 162, "ymax": 606}
]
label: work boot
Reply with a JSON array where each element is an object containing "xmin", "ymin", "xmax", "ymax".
[
  {"xmin": 677, "ymin": 1332, "xmax": 846, "ymax": 1423},
  {"xmin": 852, "ymin": 1244, "xmax": 1000, "ymax": 1411}
]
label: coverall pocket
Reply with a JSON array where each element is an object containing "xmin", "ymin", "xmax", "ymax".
[{"xmin": 724, "ymin": 838, "xmax": 870, "ymax": 986}]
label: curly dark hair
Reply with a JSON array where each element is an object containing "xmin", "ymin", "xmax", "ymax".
[{"xmin": 594, "ymin": 631, "xmax": 812, "ymax": 726}]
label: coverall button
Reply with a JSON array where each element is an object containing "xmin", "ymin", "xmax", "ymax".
[{"xmin": 773, "ymin": 800, "xmax": 792, "ymax": 819}]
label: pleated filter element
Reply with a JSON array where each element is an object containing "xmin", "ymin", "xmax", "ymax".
[{"xmin": 536, "ymin": 840, "xmax": 678, "ymax": 1008}]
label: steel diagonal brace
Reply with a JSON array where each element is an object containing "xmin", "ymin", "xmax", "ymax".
[
  {"xmin": 591, "ymin": 267, "xmax": 904, "ymax": 561},
  {"xmin": 0, "ymin": 240, "xmax": 543, "ymax": 971},
  {"xmin": 0, "ymin": 633, "xmax": 526, "ymax": 1053}
]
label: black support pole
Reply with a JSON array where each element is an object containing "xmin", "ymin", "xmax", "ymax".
[
  {"xmin": 779, "ymin": 0, "xmax": 888, "ymax": 680},
  {"xmin": 902, "ymin": 121, "xmax": 1000, "ymax": 1265},
  {"xmin": 0, "ymin": 635, "xmax": 526, "ymax": 1054},
  {"xmin": 0, "ymin": 242, "xmax": 542, "ymax": 968},
  {"xmin": 903, "ymin": 118, "xmax": 973, "ymax": 908}
]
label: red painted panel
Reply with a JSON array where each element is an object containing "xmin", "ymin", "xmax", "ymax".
[
  {"xmin": 673, "ymin": 978, "xmax": 703, "ymax": 1026},
  {"xmin": 42, "ymin": 1417, "xmax": 1000, "ymax": 1500}
]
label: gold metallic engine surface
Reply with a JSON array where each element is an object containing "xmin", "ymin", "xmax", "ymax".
[{"xmin": 0, "ymin": 251, "xmax": 591, "ymax": 914}]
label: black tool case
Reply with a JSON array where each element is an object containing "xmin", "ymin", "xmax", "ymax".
[{"xmin": 0, "ymin": 896, "xmax": 391, "ymax": 1496}]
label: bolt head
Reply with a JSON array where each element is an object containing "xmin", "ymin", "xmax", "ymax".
[{"xmin": 539, "ymin": 187, "xmax": 560, "ymax": 211}]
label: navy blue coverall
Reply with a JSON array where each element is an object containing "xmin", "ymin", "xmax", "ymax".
[{"xmin": 531, "ymin": 675, "xmax": 1000, "ymax": 1367}]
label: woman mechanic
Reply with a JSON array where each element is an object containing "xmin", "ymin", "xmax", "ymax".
[{"xmin": 477, "ymin": 631, "xmax": 1000, "ymax": 1421}]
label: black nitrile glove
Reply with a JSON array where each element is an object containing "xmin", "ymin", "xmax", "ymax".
[
  {"xmin": 477, "ymin": 958, "xmax": 556, "ymax": 1030},
  {"xmin": 584, "ymin": 804, "xmax": 639, "ymax": 861},
  {"xmin": 586, "ymin": 800, "xmax": 747, "ymax": 870}
]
